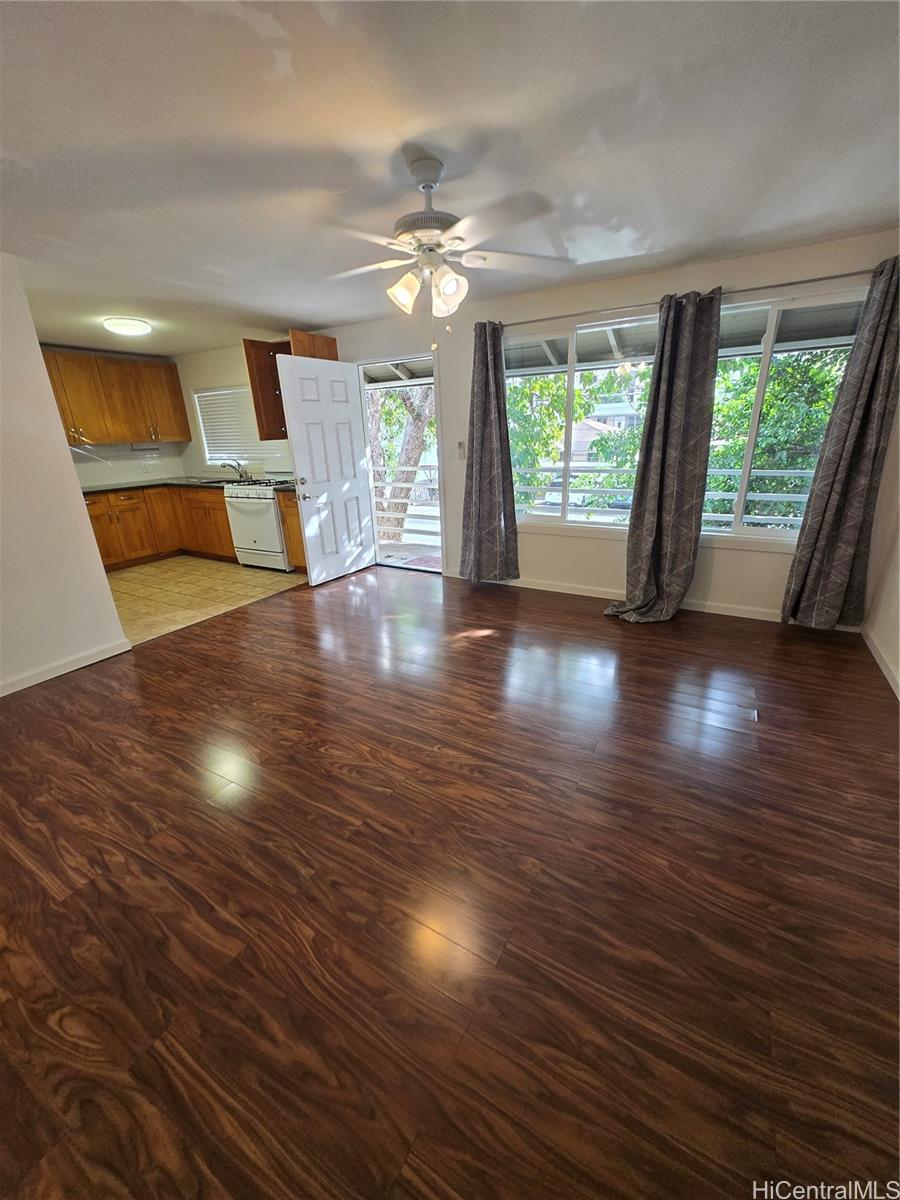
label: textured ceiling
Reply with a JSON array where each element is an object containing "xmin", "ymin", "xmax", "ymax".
[{"xmin": 1, "ymin": 1, "xmax": 897, "ymax": 355}]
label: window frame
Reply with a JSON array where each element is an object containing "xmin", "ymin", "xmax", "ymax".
[{"xmin": 504, "ymin": 286, "xmax": 866, "ymax": 547}]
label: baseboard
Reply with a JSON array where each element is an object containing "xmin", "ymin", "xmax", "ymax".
[
  {"xmin": 0, "ymin": 638, "xmax": 132, "ymax": 697},
  {"xmin": 502, "ymin": 576, "xmax": 781, "ymax": 622},
  {"xmin": 862, "ymin": 629, "xmax": 900, "ymax": 698}
]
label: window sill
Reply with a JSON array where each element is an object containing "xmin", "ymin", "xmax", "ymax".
[{"xmin": 517, "ymin": 518, "xmax": 798, "ymax": 554}]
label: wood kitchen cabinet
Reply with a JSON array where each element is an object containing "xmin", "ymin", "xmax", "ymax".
[
  {"xmin": 42, "ymin": 347, "xmax": 191, "ymax": 446},
  {"xmin": 95, "ymin": 357, "xmax": 147, "ymax": 443},
  {"xmin": 181, "ymin": 489, "xmax": 235, "ymax": 559},
  {"xmin": 84, "ymin": 493, "xmax": 125, "ymax": 567},
  {"xmin": 289, "ymin": 330, "xmax": 339, "ymax": 361},
  {"xmin": 243, "ymin": 337, "xmax": 292, "ymax": 441},
  {"xmin": 244, "ymin": 331, "xmax": 339, "ymax": 442},
  {"xmin": 136, "ymin": 360, "xmax": 192, "ymax": 441},
  {"xmin": 108, "ymin": 491, "xmax": 158, "ymax": 560},
  {"xmin": 144, "ymin": 486, "xmax": 185, "ymax": 553},
  {"xmin": 85, "ymin": 486, "xmax": 236, "ymax": 569},
  {"xmin": 46, "ymin": 350, "xmax": 112, "ymax": 445},
  {"xmin": 277, "ymin": 489, "xmax": 306, "ymax": 569}
]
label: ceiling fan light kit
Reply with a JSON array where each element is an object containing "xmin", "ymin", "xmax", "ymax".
[
  {"xmin": 333, "ymin": 153, "xmax": 573, "ymax": 318},
  {"xmin": 386, "ymin": 270, "xmax": 422, "ymax": 315}
]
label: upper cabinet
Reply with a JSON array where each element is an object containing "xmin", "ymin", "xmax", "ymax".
[
  {"xmin": 44, "ymin": 350, "xmax": 112, "ymax": 445},
  {"xmin": 243, "ymin": 337, "xmax": 292, "ymax": 441},
  {"xmin": 140, "ymin": 361, "xmax": 191, "ymax": 441},
  {"xmin": 41, "ymin": 348, "xmax": 192, "ymax": 446},
  {"xmin": 243, "ymin": 330, "xmax": 339, "ymax": 441}
]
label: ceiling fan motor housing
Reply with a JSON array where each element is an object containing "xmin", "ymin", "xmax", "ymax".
[{"xmin": 393, "ymin": 208, "xmax": 460, "ymax": 244}]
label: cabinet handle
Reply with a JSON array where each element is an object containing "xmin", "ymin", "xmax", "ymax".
[{"xmin": 149, "ymin": 426, "xmax": 155, "ymax": 440}]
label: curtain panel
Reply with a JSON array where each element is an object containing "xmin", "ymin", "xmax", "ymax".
[
  {"xmin": 459, "ymin": 321, "xmax": 520, "ymax": 583},
  {"xmin": 782, "ymin": 256, "xmax": 899, "ymax": 629},
  {"xmin": 606, "ymin": 287, "xmax": 722, "ymax": 623}
]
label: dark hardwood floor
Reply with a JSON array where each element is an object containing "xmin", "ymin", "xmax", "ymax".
[{"xmin": 1, "ymin": 566, "xmax": 897, "ymax": 1199}]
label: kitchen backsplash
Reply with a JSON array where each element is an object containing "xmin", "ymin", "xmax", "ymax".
[{"xmin": 72, "ymin": 443, "xmax": 187, "ymax": 488}]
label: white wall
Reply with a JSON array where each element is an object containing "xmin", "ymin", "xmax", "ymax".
[
  {"xmin": 0, "ymin": 254, "xmax": 128, "ymax": 696},
  {"xmin": 321, "ymin": 228, "xmax": 898, "ymax": 623},
  {"xmin": 863, "ymin": 422, "xmax": 899, "ymax": 696}
]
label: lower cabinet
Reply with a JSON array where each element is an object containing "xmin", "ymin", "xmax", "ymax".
[
  {"xmin": 180, "ymin": 489, "xmax": 235, "ymax": 558},
  {"xmin": 144, "ymin": 487, "xmax": 184, "ymax": 553},
  {"xmin": 277, "ymin": 490, "xmax": 306, "ymax": 568},
  {"xmin": 85, "ymin": 494, "xmax": 125, "ymax": 567},
  {"xmin": 85, "ymin": 486, "xmax": 237, "ymax": 569},
  {"xmin": 108, "ymin": 492, "xmax": 158, "ymax": 560}
]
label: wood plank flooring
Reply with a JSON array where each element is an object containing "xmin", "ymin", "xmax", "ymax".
[{"xmin": 0, "ymin": 567, "xmax": 897, "ymax": 1198}]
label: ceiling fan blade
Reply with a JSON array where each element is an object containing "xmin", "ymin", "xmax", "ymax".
[
  {"xmin": 332, "ymin": 225, "xmax": 413, "ymax": 254},
  {"xmin": 457, "ymin": 249, "xmax": 574, "ymax": 276},
  {"xmin": 330, "ymin": 258, "xmax": 416, "ymax": 280},
  {"xmin": 440, "ymin": 192, "xmax": 552, "ymax": 251}
]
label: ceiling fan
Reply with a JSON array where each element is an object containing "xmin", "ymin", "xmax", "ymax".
[{"xmin": 331, "ymin": 154, "xmax": 573, "ymax": 317}]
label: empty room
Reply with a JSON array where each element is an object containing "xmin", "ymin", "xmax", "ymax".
[{"xmin": 0, "ymin": 2, "xmax": 898, "ymax": 1197}]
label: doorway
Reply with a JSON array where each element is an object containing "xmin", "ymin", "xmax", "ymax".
[{"xmin": 361, "ymin": 356, "xmax": 442, "ymax": 573}]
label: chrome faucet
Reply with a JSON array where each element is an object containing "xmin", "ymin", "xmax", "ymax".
[{"xmin": 220, "ymin": 460, "xmax": 250, "ymax": 482}]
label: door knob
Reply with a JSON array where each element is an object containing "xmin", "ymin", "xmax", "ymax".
[
  {"xmin": 300, "ymin": 493, "xmax": 312, "ymax": 501},
  {"xmin": 298, "ymin": 477, "xmax": 307, "ymax": 485}
]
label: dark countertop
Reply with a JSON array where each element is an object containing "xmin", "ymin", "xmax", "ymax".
[{"xmin": 81, "ymin": 478, "xmax": 296, "ymax": 495}]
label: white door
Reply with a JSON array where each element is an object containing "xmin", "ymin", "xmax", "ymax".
[{"xmin": 277, "ymin": 355, "xmax": 376, "ymax": 586}]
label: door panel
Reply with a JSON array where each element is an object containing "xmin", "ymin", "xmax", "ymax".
[
  {"xmin": 243, "ymin": 338, "xmax": 292, "ymax": 440},
  {"xmin": 42, "ymin": 351, "xmax": 78, "ymax": 445},
  {"xmin": 277, "ymin": 491, "xmax": 306, "ymax": 568},
  {"xmin": 140, "ymin": 361, "xmax": 191, "ymax": 441},
  {"xmin": 112, "ymin": 495, "xmax": 158, "ymax": 560},
  {"xmin": 55, "ymin": 353, "xmax": 112, "ymax": 444},
  {"xmin": 86, "ymin": 493, "xmax": 125, "ymax": 566},
  {"xmin": 278, "ymin": 356, "xmax": 376, "ymax": 586},
  {"xmin": 96, "ymin": 358, "xmax": 151, "ymax": 443},
  {"xmin": 144, "ymin": 487, "xmax": 185, "ymax": 552}
]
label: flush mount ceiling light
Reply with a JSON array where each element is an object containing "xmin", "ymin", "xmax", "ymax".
[
  {"xmin": 331, "ymin": 152, "xmax": 574, "ymax": 318},
  {"xmin": 102, "ymin": 316, "xmax": 152, "ymax": 336}
]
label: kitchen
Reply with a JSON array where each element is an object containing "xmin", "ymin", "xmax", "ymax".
[{"xmin": 42, "ymin": 328, "xmax": 340, "ymax": 644}]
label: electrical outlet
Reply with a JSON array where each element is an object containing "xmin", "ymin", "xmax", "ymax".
[{"xmin": 457, "ymin": 440, "xmax": 466, "ymax": 460}]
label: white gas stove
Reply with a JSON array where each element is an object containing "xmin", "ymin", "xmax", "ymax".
[{"xmin": 223, "ymin": 479, "xmax": 296, "ymax": 571}]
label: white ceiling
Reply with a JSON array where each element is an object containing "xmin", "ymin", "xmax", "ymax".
[{"xmin": 2, "ymin": 1, "xmax": 897, "ymax": 356}]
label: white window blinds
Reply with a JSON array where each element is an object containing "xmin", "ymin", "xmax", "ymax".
[{"xmin": 194, "ymin": 387, "xmax": 289, "ymax": 464}]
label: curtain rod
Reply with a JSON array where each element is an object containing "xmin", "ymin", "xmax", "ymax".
[{"xmin": 501, "ymin": 267, "xmax": 875, "ymax": 330}]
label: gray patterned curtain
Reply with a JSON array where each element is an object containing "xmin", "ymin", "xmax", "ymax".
[
  {"xmin": 782, "ymin": 256, "xmax": 899, "ymax": 629},
  {"xmin": 459, "ymin": 321, "xmax": 519, "ymax": 583},
  {"xmin": 606, "ymin": 287, "xmax": 722, "ymax": 623}
]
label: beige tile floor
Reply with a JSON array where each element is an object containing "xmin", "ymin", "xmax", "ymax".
[{"xmin": 108, "ymin": 555, "xmax": 307, "ymax": 645}]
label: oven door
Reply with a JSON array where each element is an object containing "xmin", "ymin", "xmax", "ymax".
[{"xmin": 224, "ymin": 496, "xmax": 285, "ymax": 554}]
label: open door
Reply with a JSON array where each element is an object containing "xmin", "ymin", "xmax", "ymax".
[{"xmin": 277, "ymin": 355, "xmax": 376, "ymax": 586}]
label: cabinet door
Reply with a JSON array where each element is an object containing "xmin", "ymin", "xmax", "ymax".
[
  {"xmin": 181, "ymin": 494, "xmax": 214, "ymax": 554},
  {"xmin": 140, "ymin": 361, "xmax": 191, "ymax": 442},
  {"xmin": 87, "ymin": 503, "xmax": 125, "ymax": 567},
  {"xmin": 109, "ymin": 492, "xmax": 158, "ymax": 560},
  {"xmin": 96, "ymin": 358, "xmax": 153, "ymax": 443},
  {"xmin": 144, "ymin": 487, "xmax": 184, "ymax": 553},
  {"xmin": 42, "ymin": 351, "xmax": 78, "ymax": 445},
  {"xmin": 289, "ymin": 330, "xmax": 339, "ymax": 361},
  {"xmin": 243, "ymin": 338, "xmax": 291, "ymax": 441},
  {"xmin": 206, "ymin": 493, "xmax": 237, "ymax": 558},
  {"xmin": 55, "ymin": 353, "xmax": 113, "ymax": 444},
  {"xmin": 277, "ymin": 490, "xmax": 306, "ymax": 568}
]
